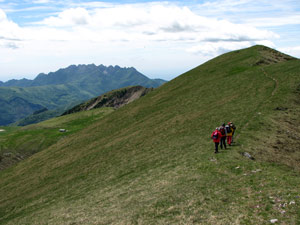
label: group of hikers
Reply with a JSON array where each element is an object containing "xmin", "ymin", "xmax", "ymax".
[{"xmin": 211, "ymin": 122, "xmax": 236, "ymax": 153}]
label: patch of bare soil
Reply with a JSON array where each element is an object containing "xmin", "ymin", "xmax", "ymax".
[
  {"xmin": 255, "ymin": 46, "xmax": 296, "ymax": 66},
  {"xmin": 0, "ymin": 152, "xmax": 27, "ymax": 170}
]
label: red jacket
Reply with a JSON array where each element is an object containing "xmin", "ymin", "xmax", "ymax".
[{"xmin": 211, "ymin": 130, "xmax": 222, "ymax": 143}]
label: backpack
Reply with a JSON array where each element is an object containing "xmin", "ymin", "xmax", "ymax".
[
  {"xmin": 225, "ymin": 125, "xmax": 231, "ymax": 133},
  {"xmin": 212, "ymin": 131, "xmax": 219, "ymax": 140},
  {"xmin": 219, "ymin": 127, "xmax": 225, "ymax": 135}
]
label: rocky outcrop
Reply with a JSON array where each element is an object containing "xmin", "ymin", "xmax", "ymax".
[{"xmin": 62, "ymin": 86, "xmax": 153, "ymax": 115}]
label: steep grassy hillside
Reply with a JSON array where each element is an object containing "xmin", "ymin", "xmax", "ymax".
[
  {"xmin": 0, "ymin": 45, "xmax": 300, "ymax": 224},
  {"xmin": 0, "ymin": 108, "xmax": 114, "ymax": 170},
  {"xmin": 1, "ymin": 86, "xmax": 152, "ymax": 169}
]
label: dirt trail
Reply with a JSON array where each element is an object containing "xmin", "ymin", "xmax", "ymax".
[
  {"xmin": 261, "ymin": 68, "xmax": 279, "ymax": 96},
  {"xmin": 235, "ymin": 68, "xmax": 278, "ymax": 141}
]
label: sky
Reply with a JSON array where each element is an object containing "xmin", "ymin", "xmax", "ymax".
[{"xmin": 0, "ymin": 0, "xmax": 299, "ymax": 81}]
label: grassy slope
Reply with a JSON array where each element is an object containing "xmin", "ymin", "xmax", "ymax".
[
  {"xmin": 0, "ymin": 108, "xmax": 114, "ymax": 170},
  {"xmin": 1, "ymin": 45, "xmax": 300, "ymax": 224}
]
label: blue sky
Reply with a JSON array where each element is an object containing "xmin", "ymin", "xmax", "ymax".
[{"xmin": 0, "ymin": 0, "xmax": 299, "ymax": 81}]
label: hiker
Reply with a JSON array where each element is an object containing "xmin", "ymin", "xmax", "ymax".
[
  {"xmin": 225, "ymin": 123, "xmax": 233, "ymax": 146},
  {"xmin": 219, "ymin": 123, "xmax": 227, "ymax": 149},
  {"xmin": 230, "ymin": 122, "xmax": 236, "ymax": 143},
  {"xmin": 211, "ymin": 127, "xmax": 222, "ymax": 153}
]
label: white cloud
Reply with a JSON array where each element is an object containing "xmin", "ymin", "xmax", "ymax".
[
  {"xmin": 35, "ymin": 3, "xmax": 278, "ymax": 44},
  {"xmin": 278, "ymin": 46, "xmax": 300, "ymax": 58},
  {"xmin": 0, "ymin": 9, "xmax": 23, "ymax": 49},
  {"xmin": 32, "ymin": 0, "xmax": 52, "ymax": 3},
  {"xmin": 245, "ymin": 14, "xmax": 300, "ymax": 27},
  {"xmin": 40, "ymin": 7, "xmax": 91, "ymax": 27},
  {"xmin": 194, "ymin": 0, "xmax": 300, "ymax": 32},
  {"xmin": 199, "ymin": 0, "xmax": 256, "ymax": 13},
  {"xmin": 0, "ymin": 8, "xmax": 7, "ymax": 21},
  {"xmin": 255, "ymin": 40, "xmax": 276, "ymax": 48},
  {"xmin": 186, "ymin": 41, "xmax": 252, "ymax": 56},
  {"xmin": 0, "ymin": 2, "xmax": 286, "ymax": 80},
  {"xmin": 187, "ymin": 39, "xmax": 277, "ymax": 56}
]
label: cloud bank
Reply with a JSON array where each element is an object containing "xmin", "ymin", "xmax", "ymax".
[{"xmin": 0, "ymin": 1, "xmax": 297, "ymax": 80}]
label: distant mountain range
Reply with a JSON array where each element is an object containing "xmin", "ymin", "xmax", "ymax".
[{"xmin": 0, "ymin": 64, "xmax": 166, "ymax": 125}]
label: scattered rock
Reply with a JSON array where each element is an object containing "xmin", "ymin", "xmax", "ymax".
[
  {"xmin": 242, "ymin": 152, "xmax": 255, "ymax": 160},
  {"xmin": 0, "ymin": 129, "xmax": 5, "ymax": 132},
  {"xmin": 3, "ymin": 153, "xmax": 13, "ymax": 157},
  {"xmin": 59, "ymin": 129, "xmax": 67, "ymax": 132},
  {"xmin": 270, "ymin": 219, "xmax": 278, "ymax": 223},
  {"xmin": 279, "ymin": 203, "xmax": 287, "ymax": 208},
  {"xmin": 254, "ymin": 59, "xmax": 266, "ymax": 66},
  {"xmin": 289, "ymin": 201, "xmax": 295, "ymax": 205},
  {"xmin": 251, "ymin": 169, "xmax": 262, "ymax": 173},
  {"xmin": 62, "ymin": 86, "xmax": 153, "ymax": 115},
  {"xmin": 275, "ymin": 107, "xmax": 288, "ymax": 111}
]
